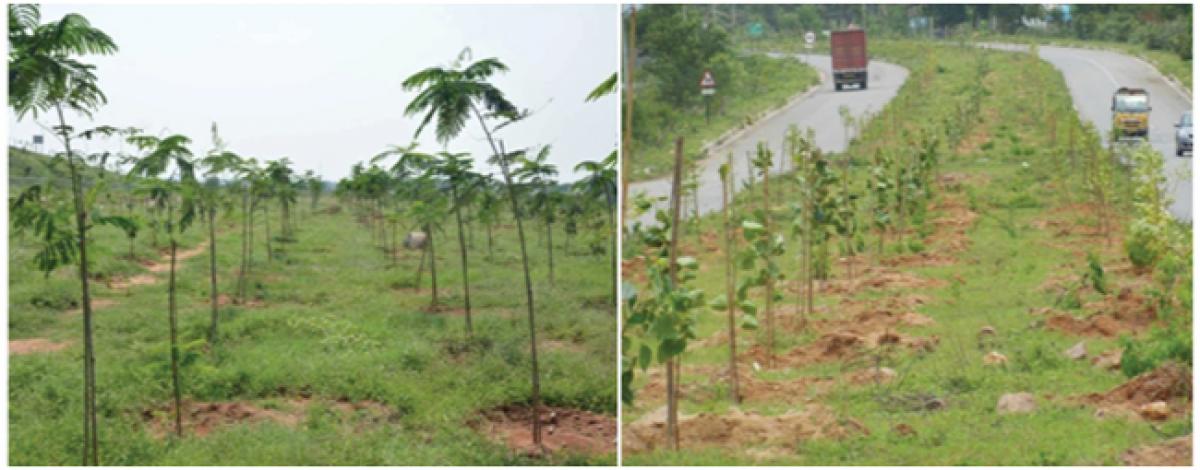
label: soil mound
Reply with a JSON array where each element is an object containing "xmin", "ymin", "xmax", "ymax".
[
  {"xmin": 1082, "ymin": 363, "xmax": 1192, "ymax": 421},
  {"xmin": 1041, "ymin": 289, "xmax": 1158, "ymax": 337},
  {"xmin": 475, "ymin": 404, "xmax": 615, "ymax": 457},
  {"xmin": 1120, "ymin": 435, "xmax": 1192, "ymax": 466},
  {"xmin": 622, "ymin": 405, "xmax": 867, "ymax": 453}
]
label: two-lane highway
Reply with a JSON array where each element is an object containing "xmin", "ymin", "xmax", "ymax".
[{"xmin": 627, "ymin": 54, "xmax": 909, "ymax": 227}]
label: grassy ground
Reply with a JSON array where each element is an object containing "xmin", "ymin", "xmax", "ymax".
[
  {"xmin": 622, "ymin": 41, "xmax": 1190, "ymax": 465},
  {"xmin": 9, "ymin": 195, "xmax": 616, "ymax": 465},
  {"xmin": 629, "ymin": 55, "xmax": 820, "ymax": 182}
]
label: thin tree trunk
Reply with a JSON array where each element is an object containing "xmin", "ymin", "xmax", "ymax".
[
  {"xmin": 280, "ymin": 198, "xmax": 289, "ymax": 239},
  {"xmin": 762, "ymin": 150, "xmax": 775, "ymax": 368},
  {"xmin": 492, "ymin": 136, "xmax": 541, "ymax": 449},
  {"xmin": 208, "ymin": 208, "xmax": 219, "ymax": 344},
  {"xmin": 621, "ymin": 8, "xmax": 635, "ymax": 225},
  {"xmin": 264, "ymin": 205, "xmax": 272, "ymax": 262},
  {"xmin": 607, "ymin": 205, "xmax": 617, "ymax": 311},
  {"xmin": 57, "ymin": 103, "xmax": 98, "ymax": 465},
  {"xmin": 391, "ymin": 220, "xmax": 398, "ymax": 267},
  {"xmin": 415, "ymin": 236, "xmax": 428, "ymax": 289},
  {"xmin": 486, "ymin": 222, "xmax": 495, "ymax": 261},
  {"xmin": 722, "ymin": 151, "xmax": 740, "ymax": 404},
  {"xmin": 546, "ymin": 221, "xmax": 555, "ymax": 285},
  {"xmin": 428, "ymin": 225, "xmax": 439, "ymax": 307},
  {"xmin": 665, "ymin": 137, "xmax": 685, "ymax": 451},
  {"xmin": 248, "ymin": 199, "xmax": 255, "ymax": 275},
  {"xmin": 167, "ymin": 206, "xmax": 183, "ymax": 438},
  {"xmin": 452, "ymin": 185, "xmax": 473, "ymax": 335}
]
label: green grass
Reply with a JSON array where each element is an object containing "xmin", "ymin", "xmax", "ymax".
[
  {"xmin": 628, "ymin": 54, "xmax": 820, "ymax": 182},
  {"xmin": 622, "ymin": 40, "xmax": 1190, "ymax": 465},
  {"xmin": 9, "ymin": 197, "xmax": 616, "ymax": 465}
]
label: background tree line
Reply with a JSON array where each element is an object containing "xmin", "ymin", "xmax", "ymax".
[{"xmin": 683, "ymin": 4, "xmax": 1191, "ymax": 61}]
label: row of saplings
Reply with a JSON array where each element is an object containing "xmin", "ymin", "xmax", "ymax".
[
  {"xmin": 622, "ymin": 120, "xmax": 948, "ymax": 450},
  {"xmin": 333, "ymin": 143, "xmax": 617, "ymax": 334},
  {"xmin": 10, "ymin": 116, "xmax": 319, "ymax": 447}
]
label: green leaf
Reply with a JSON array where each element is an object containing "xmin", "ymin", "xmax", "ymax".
[
  {"xmin": 657, "ymin": 338, "xmax": 686, "ymax": 361},
  {"xmin": 638, "ymin": 344, "xmax": 652, "ymax": 370},
  {"xmin": 708, "ymin": 294, "xmax": 729, "ymax": 311},
  {"xmin": 738, "ymin": 300, "xmax": 757, "ymax": 317}
]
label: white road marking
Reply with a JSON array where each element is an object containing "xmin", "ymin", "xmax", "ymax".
[{"xmin": 1082, "ymin": 56, "xmax": 1120, "ymax": 88}]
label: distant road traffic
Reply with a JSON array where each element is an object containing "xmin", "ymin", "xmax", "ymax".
[
  {"xmin": 627, "ymin": 44, "xmax": 1192, "ymax": 227},
  {"xmin": 627, "ymin": 54, "xmax": 909, "ymax": 227},
  {"xmin": 983, "ymin": 43, "xmax": 1193, "ymax": 221}
]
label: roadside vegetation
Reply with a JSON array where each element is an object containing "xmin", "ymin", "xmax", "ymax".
[
  {"xmin": 621, "ymin": 38, "xmax": 1191, "ymax": 465},
  {"xmin": 8, "ymin": 5, "xmax": 615, "ymax": 465},
  {"xmin": 625, "ymin": 5, "xmax": 820, "ymax": 181}
]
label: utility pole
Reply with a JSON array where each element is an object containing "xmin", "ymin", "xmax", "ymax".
[{"xmin": 622, "ymin": 6, "xmax": 636, "ymax": 226}]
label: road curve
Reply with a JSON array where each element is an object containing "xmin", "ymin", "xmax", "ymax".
[
  {"xmin": 627, "ymin": 54, "xmax": 910, "ymax": 227},
  {"xmin": 983, "ymin": 43, "xmax": 1193, "ymax": 221}
]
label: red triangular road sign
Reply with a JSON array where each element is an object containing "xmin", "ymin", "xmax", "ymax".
[{"xmin": 699, "ymin": 70, "xmax": 716, "ymax": 88}]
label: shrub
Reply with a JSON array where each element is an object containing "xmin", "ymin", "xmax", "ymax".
[{"xmin": 1119, "ymin": 323, "xmax": 1192, "ymax": 378}]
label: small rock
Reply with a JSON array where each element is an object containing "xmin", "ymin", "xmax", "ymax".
[
  {"xmin": 996, "ymin": 392, "xmax": 1037, "ymax": 414},
  {"xmin": 1064, "ymin": 341, "xmax": 1088, "ymax": 360},
  {"xmin": 983, "ymin": 351, "xmax": 1008, "ymax": 365},
  {"xmin": 979, "ymin": 326, "xmax": 997, "ymax": 336},
  {"xmin": 1092, "ymin": 349, "xmax": 1122, "ymax": 371},
  {"xmin": 872, "ymin": 367, "xmax": 898, "ymax": 382},
  {"xmin": 924, "ymin": 397, "xmax": 947, "ymax": 411},
  {"xmin": 1138, "ymin": 401, "xmax": 1171, "ymax": 421},
  {"xmin": 752, "ymin": 361, "xmax": 762, "ymax": 372}
]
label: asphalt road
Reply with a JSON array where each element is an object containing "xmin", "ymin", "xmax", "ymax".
[
  {"xmin": 627, "ymin": 54, "xmax": 909, "ymax": 227},
  {"xmin": 983, "ymin": 43, "xmax": 1193, "ymax": 221}
]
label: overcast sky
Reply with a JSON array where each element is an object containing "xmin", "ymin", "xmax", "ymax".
[{"xmin": 8, "ymin": 3, "xmax": 618, "ymax": 182}]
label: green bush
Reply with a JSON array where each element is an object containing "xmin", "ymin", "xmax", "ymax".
[
  {"xmin": 1124, "ymin": 224, "xmax": 1162, "ymax": 269},
  {"xmin": 1119, "ymin": 323, "xmax": 1192, "ymax": 378}
]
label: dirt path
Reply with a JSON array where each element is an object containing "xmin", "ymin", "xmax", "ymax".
[
  {"xmin": 9, "ymin": 338, "xmax": 70, "ymax": 356},
  {"xmin": 11, "ymin": 239, "xmax": 212, "ymax": 357}
]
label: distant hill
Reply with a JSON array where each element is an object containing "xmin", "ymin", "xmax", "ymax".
[{"xmin": 8, "ymin": 146, "xmax": 116, "ymax": 190}]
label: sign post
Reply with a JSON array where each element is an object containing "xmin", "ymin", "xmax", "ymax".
[
  {"xmin": 700, "ymin": 70, "xmax": 716, "ymax": 124},
  {"xmin": 803, "ymin": 31, "xmax": 815, "ymax": 65}
]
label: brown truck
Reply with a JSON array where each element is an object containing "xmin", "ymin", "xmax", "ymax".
[{"xmin": 830, "ymin": 27, "xmax": 867, "ymax": 91}]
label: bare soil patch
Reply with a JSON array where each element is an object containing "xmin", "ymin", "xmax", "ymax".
[
  {"xmin": 741, "ymin": 330, "xmax": 937, "ymax": 369},
  {"xmin": 473, "ymin": 404, "xmax": 615, "ymax": 457},
  {"xmin": 143, "ymin": 242, "xmax": 210, "ymax": 273},
  {"xmin": 141, "ymin": 396, "xmax": 399, "ymax": 438},
  {"xmin": 820, "ymin": 267, "xmax": 947, "ymax": 295},
  {"xmin": 66, "ymin": 298, "xmax": 117, "ymax": 314},
  {"xmin": 1041, "ymin": 287, "xmax": 1159, "ymax": 338},
  {"xmin": 623, "ymin": 405, "xmax": 868, "ymax": 454},
  {"xmin": 1080, "ymin": 362, "xmax": 1192, "ymax": 422},
  {"xmin": 926, "ymin": 195, "xmax": 979, "ymax": 254},
  {"xmin": 107, "ymin": 274, "xmax": 158, "ymax": 289},
  {"xmin": 9, "ymin": 338, "xmax": 69, "ymax": 355},
  {"xmin": 1120, "ymin": 435, "xmax": 1192, "ymax": 466},
  {"xmin": 542, "ymin": 339, "xmax": 586, "ymax": 353}
]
